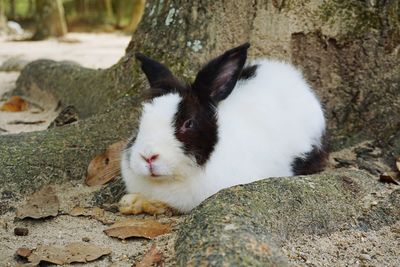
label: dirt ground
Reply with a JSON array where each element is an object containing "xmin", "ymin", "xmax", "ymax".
[
  {"xmin": 282, "ymin": 221, "xmax": 400, "ymax": 267},
  {"xmin": 0, "ymin": 33, "xmax": 399, "ymax": 266},
  {"xmin": 0, "ymin": 32, "xmax": 130, "ymax": 69},
  {"xmin": 0, "ymin": 181, "xmax": 183, "ymax": 266}
]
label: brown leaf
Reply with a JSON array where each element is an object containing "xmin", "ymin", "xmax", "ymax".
[
  {"xmin": 16, "ymin": 247, "xmax": 32, "ymax": 258},
  {"xmin": 69, "ymin": 206, "xmax": 114, "ymax": 224},
  {"xmin": 0, "ymin": 96, "xmax": 28, "ymax": 112},
  {"xmin": 379, "ymin": 172, "xmax": 400, "ymax": 185},
  {"xmin": 104, "ymin": 218, "xmax": 171, "ymax": 239},
  {"xmin": 85, "ymin": 140, "xmax": 127, "ymax": 186},
  {"xmin": 16, "ymin": 186, "xmax": 59, "ymax": 219},
  {"xmin": 16, "ymin": 242, "xmax": 111, "ymax": 265},
  {"xmin": 136, "ymin": 244, "xmax": 164, "ymax": 267},
  {"xmin": 396, "ymin": 157, "xmax": 400, "ymax": 172}
]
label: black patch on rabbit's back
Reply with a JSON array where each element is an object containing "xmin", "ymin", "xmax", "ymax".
[
  {"xmin": 291, "ymin": 133, "xmax": 330, "ymax": 175},
  {"xmin": 239, "ymin": 64, "xmax": 258, "ymax": 80}
]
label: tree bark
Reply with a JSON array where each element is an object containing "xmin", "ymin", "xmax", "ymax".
[{"xmin": 32, "ymin": 0, "xmax": 68, "ymax": 40}]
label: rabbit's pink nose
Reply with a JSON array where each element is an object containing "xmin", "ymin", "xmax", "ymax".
[{"xmin": 141, "ymin": 154, "xmax": 159, "ymax": 163}]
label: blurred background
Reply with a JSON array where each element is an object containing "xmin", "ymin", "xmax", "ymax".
[
  {"xmin": 0, "ymin": 0, "xmax": 146, "ymax": 134},
  {"xmin": 0, "ymin": 0, "xmax": 145, "ymax": 39}
]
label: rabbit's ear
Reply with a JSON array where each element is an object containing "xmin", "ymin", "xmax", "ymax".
[
  {"xmin": 135, "ymin": 53, "xmax": 182, "ymax": 92},
  {"xmin": 193, "ymin": 43, "xmax": 250, "ymax": 102}
]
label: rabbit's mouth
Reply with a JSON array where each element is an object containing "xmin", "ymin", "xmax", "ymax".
[
  {"xmin": 144, "ymin": 165, "xmax": 173, "ymax": 180},
  {"xmin": 149, "ymin": 170, "xmax": 160, "ymax": 177}
]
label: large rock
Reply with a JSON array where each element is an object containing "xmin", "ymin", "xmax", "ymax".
[{"xmin": 175, "ymin": 170, "xmax": 388, "ymax": 266}]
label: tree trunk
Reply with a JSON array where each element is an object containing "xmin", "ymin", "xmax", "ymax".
[
  {"xmin": 28, "ymin": 0, "xmax": 34, "ymax": 16},
  {"xmin": 74, "ymin": 0, "xmax": 87, "ymax": 15},
  {"xmin": 32, "ymin": 0, "xmax": 68, "ymax": 40},
  {"xmin": 125, "ymin": 0, "xmax": 145, "ymax": 33},
  {"xmin": 103, "ymin": 0, "xmax": 113, "ymax": 22},
  {"xmin": 8, "ymin": 0, "xmax": 15, "ymax": 20},
  {"xmin": 114, "ymin": 0, "xmax": 123, "ymax": 28},
  {"xmin": 0, "ymin": 0, "xmax": 6, "ymax": 32}
]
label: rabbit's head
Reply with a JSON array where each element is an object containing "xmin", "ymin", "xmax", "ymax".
[{"xmin": 123, "ymin": 43, "xmax": 250, "ymax": 182}]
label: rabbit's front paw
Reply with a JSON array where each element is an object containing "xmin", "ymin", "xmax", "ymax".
[{"xmin": 119, "ymin": 193, "xmax": 169, "ymax": 215}]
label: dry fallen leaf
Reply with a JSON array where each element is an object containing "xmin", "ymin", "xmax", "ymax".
[
  {"xmin": 104, "ymin": 218, "xmax": 171, "ymax": 239},
  {"xmin": 16, "ymin": 247, "xmax": 32, "ymax": 258},
  {"xmin": 379, "ymin": 172, "xmax": 400, "ymax": 185},
  {"xmin": 85, "ymin": 140, "xmax": 127, "ymax": 186},
  {"xmin": 396, "ymin": 157, "xmax": 400, "ymax": 172},
  {"xmin": 0, "ymin": 96, "xmax": 28, "ymax": 112},
  {"xmin": 16, "ymin": 242, "xmax": 111, "ymax": 265},
  {"xmin": 16, "ymin": 186, "xmax": 59, "ymax": 219},
  {"xmin": 136, "ymin": 244, "xmax": 164, "ymax": 267},
  {"xmin": 69, "ymin": 206, "xmax": 114, "ymax": 224}
]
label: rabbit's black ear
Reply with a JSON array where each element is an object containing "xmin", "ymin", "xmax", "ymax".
[
  {"xmin": 192, "ymin": 43, "xmax": 250, "ymax": 103},
  {"xmin": 135, "ymin": 53, "xmax": 182, "ymax": 93}
]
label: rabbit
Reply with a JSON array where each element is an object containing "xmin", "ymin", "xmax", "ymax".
[{"xmin": 119, "ymin": 43, "xmax": 328, "ymax": 215}]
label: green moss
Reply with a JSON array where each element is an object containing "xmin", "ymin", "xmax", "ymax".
[{"xmin": 319, "ymin": 1, "xmax": 381, "ymax": 42}]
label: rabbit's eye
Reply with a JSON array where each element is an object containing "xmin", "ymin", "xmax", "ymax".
[{"xmin": 181, "ymin": 119, "xmax": 195, "ymax": 132}]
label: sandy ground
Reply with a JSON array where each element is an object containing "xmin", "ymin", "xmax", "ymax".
[
  {"xmin": 282, "ymin": 221, "xmax": 400, "ymax": 267},
  {"xmin": 0, "ymin": 33, "xmax": 399, "ymax": 266},
  {"xmin": 0, "ymin": 33, "xmax": 131, "ymax": 69}
]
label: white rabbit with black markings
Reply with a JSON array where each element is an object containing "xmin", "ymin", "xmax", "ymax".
[{"xmin": 119, "ymin": 43, "xmax": 328, "ymax": 215}]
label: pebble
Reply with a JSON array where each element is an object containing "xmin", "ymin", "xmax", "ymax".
[
  {"xmin": 0, "ymin": 219, "xmax": 8, "ymax": 230},
  {"xmin": 82, "ymin": 237, "xmax": 90, "ymax": 242},
  {"xmin": 359, "ymin": 254, "xmax": 371, "ymax": 261},
  {"xmin": 14, "ymin": 227, "xmax": 29, "ymax": 236}
]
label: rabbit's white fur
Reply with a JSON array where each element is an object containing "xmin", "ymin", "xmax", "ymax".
[{"xmin": 122, "ymin": 59, "xmax": 325, "ymax": 213}]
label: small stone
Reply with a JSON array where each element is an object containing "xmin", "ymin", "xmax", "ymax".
[
  {"xmin": 0, "ymin": 219, "xmax": 8, "ymax": 230},
  {"xmin": 299, "ymin": 252, "xmax": 308, "ymax": 261},
  {"xmin": 391, "ymin": 227, "xmax": 400, "ymax": 234},
  {"xmin": 359, "ymin": 254, "xmax": 371, "ymax": 261},
  {"xmin": 14, "ymin": 227, "xmax": 29, "ymax": 236},
  {"xmin": 82, "ymin": 237, "xmax": 90, "ymax": 242}
]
